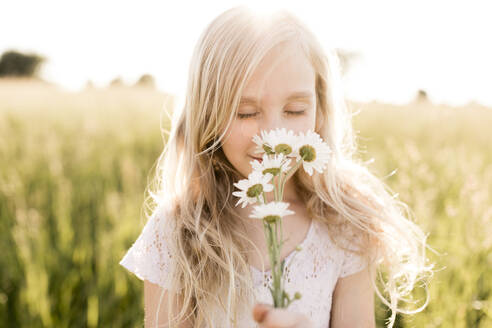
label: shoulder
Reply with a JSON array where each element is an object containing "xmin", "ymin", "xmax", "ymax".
[
  {"xmin": 331, "ymin": 261, "xmax": 376, "ymax": 327},
  {"xmin": 315, "ymin": 219, "xmax": 369, "ymax": 278},
  {"xmin": 330, "ymin": 222, "xmax": 376, "ymax": 326},
  {"xmin": 338, "ymin": 225, "xmax": 370, "ymax": 277},
  {"xmin": 119, "ymin": 202, "xmax": 176, "ymax": 289}
]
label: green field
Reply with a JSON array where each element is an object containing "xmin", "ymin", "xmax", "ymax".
[{"xmin": 1, "ymin": 80, "xmax": 490, "ymax": 327}]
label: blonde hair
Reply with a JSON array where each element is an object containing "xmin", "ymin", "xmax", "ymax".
[{"xmin": 145, "ymin": 5, "xmax": 435, "ymax": 327}]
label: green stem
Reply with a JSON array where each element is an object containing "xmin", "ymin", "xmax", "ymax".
[
  {"xmin": 271, "ymin": 221, "xmax": 282, "ymax": 306},
  {"xmin": 279, "ymin": 155, "xmax": 305, "ymax": 199},
  {"xmin": 267, "ymin": 223, "xmax": 279, "ymax": 304},
  {"xmin": 262, "ymin": 155, "xmax": 307, "ymax": 308},
  {"xmin": 275, "ymin": 174, "xmax": 280, "ymax": 202}
]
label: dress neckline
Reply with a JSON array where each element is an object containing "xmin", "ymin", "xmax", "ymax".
[{"xmin": 249, "ymin": 218, "xmax": 315, "ymax": 275}]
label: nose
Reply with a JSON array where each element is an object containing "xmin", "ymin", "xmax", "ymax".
[{"xmin": 258, "ymin": 109, "xmax": 284, "ymax": 134}]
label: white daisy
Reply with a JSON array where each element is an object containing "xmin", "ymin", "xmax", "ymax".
[
  {"xmin": 252, "ymin": 128, "xmax": 297, "ymax": 157},
  {"xmin": 248, "ymin": 201, "xmax": 295, "ymax": 224},
  {"xmin": 232, "ymin": 170, "xmax": 274, "ymax": 208},
  {"xmin": 250, "ymin": 153, "xmax": 292, "ymax": 177},
  {"xmin": 293, "ymin": 130, "xmax": 332, "ymax": 176}
]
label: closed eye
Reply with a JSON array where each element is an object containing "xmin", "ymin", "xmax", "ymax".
[{"xmin": 237, "ymin": 110, "xmax": 305, "ymax": 119}]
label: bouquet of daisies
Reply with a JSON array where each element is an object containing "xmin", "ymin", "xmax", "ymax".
[{"xmin": 232, "ymin": 128, "xmax": 332, "ymax": 308}]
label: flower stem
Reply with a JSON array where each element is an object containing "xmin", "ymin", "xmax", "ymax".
[
  {"xmin": 263, "ymin": 155, "xmax": 308, "ymax": 308},
  {"xmin": 270, "ymin": 220, "xmax": 283, "ymax": 307}
]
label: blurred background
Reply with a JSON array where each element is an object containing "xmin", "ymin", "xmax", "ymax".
[{"xmin": 1, "ymin": 0, "xmax": 490, "ymax": 327}]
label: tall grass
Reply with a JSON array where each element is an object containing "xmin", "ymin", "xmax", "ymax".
[
  {"xmin": 0, "ymin": 80, "xmax": 490, "ymax": 327},
  {"xmin": 352, "ymin": 101, "xmax": 492, "ymax": 327}
]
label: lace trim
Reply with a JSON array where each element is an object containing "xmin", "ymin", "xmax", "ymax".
[{"xmin": 119, "ymin": 204, "xmax": 174, "ymax": 289}]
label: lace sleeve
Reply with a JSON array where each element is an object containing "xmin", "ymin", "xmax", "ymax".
[
  {"xmin": 119, "ymin": 204, "xmax": 175, "ymax": 289},
  {"xmin": 339, "ymin": 233, "xmax": 368, "ymax": 278}
]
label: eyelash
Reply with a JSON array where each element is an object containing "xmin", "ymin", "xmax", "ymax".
[{"xmin": 237, "ymin": 110, "xmax": 305, "ymax": 119}]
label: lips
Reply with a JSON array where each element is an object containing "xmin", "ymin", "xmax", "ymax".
[{"xmin": 249, "ymin": 156, "xmax": 263, "ymax": 162}]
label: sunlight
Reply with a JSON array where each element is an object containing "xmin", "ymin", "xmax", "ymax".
[
  {"xmin": 1, "ymin": 1, "xmax": 491, "ymax": 106},
  {"xmin": 242, "ymin": 2, "xmax": 287, "ymax": 18}
]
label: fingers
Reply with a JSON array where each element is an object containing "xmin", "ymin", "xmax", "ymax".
[
  {"xmin": 252, "ymin": 303, "xmax": 270, "ymax": 323},
  {"xmin": 253, "ymin": 303, "xmax": 301, "ymax": 328}
]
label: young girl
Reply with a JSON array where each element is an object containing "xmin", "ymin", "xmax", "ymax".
[{"xmin": 120, "ymin": 5, "xmax": 434, "ymax": 328}]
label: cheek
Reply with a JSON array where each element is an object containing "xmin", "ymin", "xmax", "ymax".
[
  {"xmin": 228, "ymin": 121, "xmax": 259, "ymax": 149},
  {"xmin": 222, "ymin": 121, "xmax": 258, "ymax": 155},
  {"xmin": 237, "ymin": 120, "xmax": 259, "ymax": 139},
  {"xmin": 290, "ymin": 116, "xmax": 316, "ymax": 135},
  {"xmin": 304, "ymin": 110, "xmax": 317, "ymax": 131}
]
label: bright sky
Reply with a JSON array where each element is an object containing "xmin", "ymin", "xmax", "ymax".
[{"xmin": 1, "ymin": 0, "xmax": 491, "ymax": 106}]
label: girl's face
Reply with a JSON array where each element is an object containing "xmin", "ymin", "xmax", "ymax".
[{"xmin": 221, "ymin": 44, "xmax": 317, "ymax": 179}]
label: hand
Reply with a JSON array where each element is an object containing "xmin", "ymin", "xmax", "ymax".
[{"xmin": 252, "ymin": 303, "xmax": 315, "ymax": 328}]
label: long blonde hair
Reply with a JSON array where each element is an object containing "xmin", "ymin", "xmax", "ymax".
[{"xmin": 145, "ymin": 5, "xmax": 435, "ymax": 327}]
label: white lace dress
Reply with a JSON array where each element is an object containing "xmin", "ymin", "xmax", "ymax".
[{"xmin": 119, "ymin": 204, "xmax": 368, "ymax": 327}]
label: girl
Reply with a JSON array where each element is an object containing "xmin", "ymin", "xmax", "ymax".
[{"xmin": 120, "ymin": 5, "xmax": 434, "ymax": 328}]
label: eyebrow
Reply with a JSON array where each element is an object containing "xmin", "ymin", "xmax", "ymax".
[{"xmin": 239, "ymin": 91, "xmax": 314, "ymax": 104}]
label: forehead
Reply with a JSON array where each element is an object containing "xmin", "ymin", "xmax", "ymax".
[{"xmin": 241, "ymin": 43, "xmax": 315, "ymax": 104}]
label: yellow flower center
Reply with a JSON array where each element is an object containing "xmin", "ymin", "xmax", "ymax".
[
  {"xmin": 299, "ymin": 145, "xmax": 316, "ymax": 162},
  {"xmin": 275, "ymin": 143, "xmax": 292, "ymax": 155},
  {"xmin": 247, "ymin": 184, "xmax": 263, "ymax": 197},
  {"xmin": 263, "ymin": 215, "xmax": 281, "ymax": 224},
  {"xmin": 263, "ymin": 144, "xmax": 275, "ymax": 155},
  {"xmin": 263, "ymin": 167, "xmax": 281, "ymax": 176}
]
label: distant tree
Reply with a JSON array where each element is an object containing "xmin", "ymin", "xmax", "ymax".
[
  {"xmin": 416, "ymin": 89, "xmax": 429, "ymax": 102},
  {"xmin": 135, "ymin": 73, "xmax": 155, "ymax": 89},
  {"xmin": 109, "ymin": 77, "xmax": 124, "ymax": 87},
  {"xmin": 0, "ymin": 50, "xmax": 45, "ymax": 78},
  {"xmin": 85, "ymin": 80, "xmax": 95, "ymax": 90}
]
